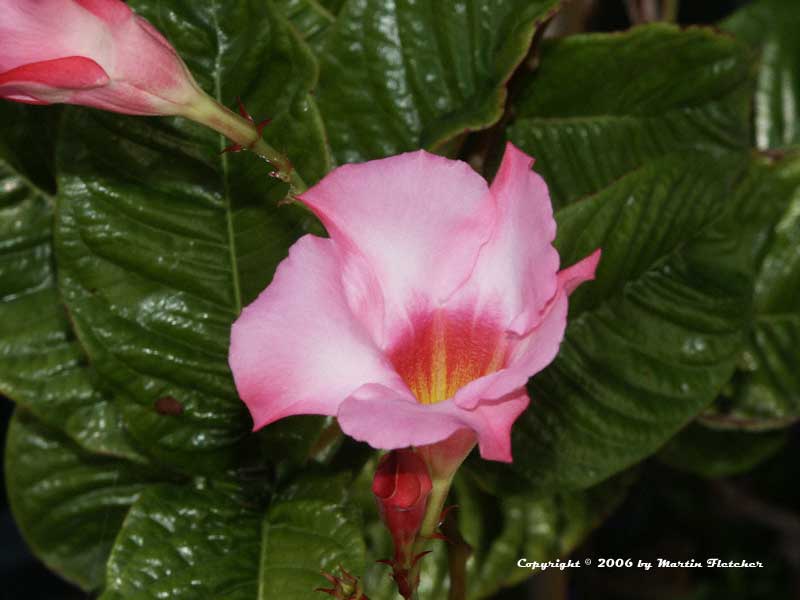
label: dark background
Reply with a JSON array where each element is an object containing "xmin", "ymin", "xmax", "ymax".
[{"xmin": 5, "ymin": 1, "xmax": 786, "ymax": 599}]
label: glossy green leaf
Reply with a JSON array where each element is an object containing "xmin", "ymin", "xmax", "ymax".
[
  {"xmin": 54, "ymin": 0, "xmax": 328, "ymax": 472},
  {"xmin": 702, "ymin": 156, "xmax": 800, "ymax": 430},
  {"xmin": 259, "ymin": 498, "xmax": 365, "ymax": 598},
  {"xmin": 316, "ymin": 0, "xmax": 561, "ymax": 164},
  {"xmin": 470, "ymin": 25, "xmax": 755, "ymax": 495},
  {"xmin": 0, "ymin": 103, "xmax": 139, "ymax": 460},
  {"xmin": 132, "ymin": 0, "xmax": 331, "ymax": 184},
  {"xmin": 101, "ymin": 486, "xmax": 262, "ymax": 600},
  {"xmin": 276, "ymin": 0, "xmax": 336, "ymax": 51},
  {"xmin": 509, "ymin": 23, "xmax": 753, "ymax": 211},
  {"xmin": 4, "ymin": 410, "xmax": 158, "ymax": 591},
  {"xmin": 723, "ymin": 0, "xmax": 800, "ymax": 149},
  {"xmin": 101, "ymin": 481, "xmax": 365, "ymax": 600},
  {"xmin": 659, "ymin": 422, "xmax": 787, "ymax": 478}
]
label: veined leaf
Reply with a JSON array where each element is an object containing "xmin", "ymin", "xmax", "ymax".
[
  {"xmin": 4, "ymin": 410, "xmax": 159, "ymax": 591},
  {"xmin": 702, "ymin": 156, "xmax": 800, "ymax": 430},
  {"xmin": 276, "ymin": 0, "xmax": 336, "ymax": 51},
  {"xmin": 100, "ymin": 480, "xmax": 365, "ymax": 600},
  {"xmin": 54, "ymin": 0, "xmax": 329, "ymax": 472},
  {"xmin": 723, "ymin": 0, "xmax": 800, "ymax": 149},
  {"xmin": 509, "ymin": 23, "xmax": 753, "ymax": 211},
  {"xmin": 0, "ymin": 103, "xmax": 140, "ymax": 460},
  {"xmin": 316, "ymin": 0, "xmax": 561, "ymax": 164}
]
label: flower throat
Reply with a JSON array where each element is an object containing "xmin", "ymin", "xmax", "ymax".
[{"xmin": 387, "ymin": 308, "xmax": 508, "ymax": 405}]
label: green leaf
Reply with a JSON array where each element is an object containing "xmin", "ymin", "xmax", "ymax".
[
  {"xmin": 316, "ymin": 0, "xmax": 561, "ymax": 164},
  {"xmin": 658, "ymin": 422, "xmax": 787, "ymax": 478},
  {"xmin": 276, "ymin": 0, "xmax": 336, "ymax": 52},
  {"xmin": 317, "ymin": 0, "xmax": 347, "ymax": 14},
  {"xmin": 54, "ymin": 0, "xmax": 329, "ymax": 472},
  {"xmin": 101, "ymin": 481, "xmax": 365, "ymax": 600},
  {"xmin": 723, "ymin": 0, "xmax": 800, "ymax": 149},
  {"xmin": 702, "ymin": 156, "xmax": 800, "ymax": 429},
  {"xmin": 0, "ymin": 103, "xmax": 139, "ymax": 460},
  {"xmin": 4, "ymin": 410, "xmax": 159, "ymax": 591},
  {"xmin": 100, "ymin": 486, "xmax": 262, "ymax": 600},
  {"xmin": 259, "ymin": 497, "xmax": 365, "ymax": 598},
  {"xmin": 509, "ymin": 23, "xmax": 753, "ymax": 211},
  {"xmin": 470, "ymin": 25, "xmax": 755, "ymax": 495}
]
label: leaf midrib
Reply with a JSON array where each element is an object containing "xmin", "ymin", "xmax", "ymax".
[{"xmin": 209, "ymin": 0, "xmax": 243, "ymax": 316}]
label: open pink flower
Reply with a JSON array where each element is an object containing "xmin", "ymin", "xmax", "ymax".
[
  {"xmin": 229, "ymin": 143, "xmax": 600, "ymax": 462},
  {"xmin": 0, "ymin": 0, "xmax": 204, "ymax": 115}
]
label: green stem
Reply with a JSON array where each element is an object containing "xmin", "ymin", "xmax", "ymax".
[
  {"xmin": 183, "ymin": 95, "xmax": 307, "ymax": 195},
  {"xmin": 408, "ymin": 474, "xmax": 455, "ymax": 598}
]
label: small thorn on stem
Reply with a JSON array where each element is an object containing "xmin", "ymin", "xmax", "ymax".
[
  {"xmin": 256, "ymin": 118, "xmax": 272, "ymax": 137},
  {"xmin": 221, "ymin": 142, "xmax": 244, "ymax": 154},
  {"xmin": 236, "ymin": 97, "xmax": 253, "ymax": 121},
  {"xmin": 411, "ymin": 550, "xmax": 432, "ymax": 567},
  {"xmin": 227, "ymin": 98, "xmax": 273, "ymax": 153},
  {"xmin": 438, "ymin": 504, "xmax": 459, "ymax": 527}
]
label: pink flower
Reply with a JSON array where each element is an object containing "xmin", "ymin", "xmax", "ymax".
[
  {"xmin": 229, "ymin": 143, "xmax": 600, "ymax": 462},
  {"xmin": 0, "ymin": 0, "xmax": 204, "ymax": 115}
]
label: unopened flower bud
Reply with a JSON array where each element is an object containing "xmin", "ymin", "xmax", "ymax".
[{"xmin": 372, "ymin": 448, "xmax": 432, "ymax": 565}]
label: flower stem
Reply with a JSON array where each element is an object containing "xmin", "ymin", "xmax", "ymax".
[
  {"xmin": 183, "ymin": 95, "xmax": 307, "ymax": 194},
  {"xmin": 408, "ymin": 473, "xmax": 454, "ymax": 597}
]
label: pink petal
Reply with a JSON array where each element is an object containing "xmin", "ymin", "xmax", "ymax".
[
  {"xmin": 559, "ymin": 248, "xmax": 602, "ymax": 294},
  {"xmin": 337, "ymin": 384, "xmax": 530, "ymax": 463},
  {"xmin": 455, "ymin": 142, "xmax": 560, "ymax": 334},
  {"xmin": 453, "ymin": 250, "xmax": 601, "ymax": 409},
  {"xmin": 0, "ymin": 56, "xmax": 110, "ymax": 104},
  {"xmin": 338, "ymin": 385, "xmax": 467, "ymax": 449},
  {"xmin": 111, "ymin": 15, "xmax": 198, "ymax": 97},
  {"xmin": 229, "ymin": 235, "xmax": 405, "ymax": 430},
  {"xmin": 74, "ymin": 0, "xmax": 132, "ymax": 25},
  {"xmin": 297, "ymin": 151, "xmax": 493, "ymax": 345},
  {"xmin": 467, "ymin": 390, "xmax": 530, "ymax": 462},
  {"xmin": 0, "ymin": 1, "xmax": 113, "ymax": 74}
]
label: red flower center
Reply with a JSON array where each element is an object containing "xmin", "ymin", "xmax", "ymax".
[{"xmin": 388, "ymin": 308, "xmax": 508, "ymax": 405}]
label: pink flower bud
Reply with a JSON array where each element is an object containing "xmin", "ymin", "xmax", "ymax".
[
  {"xmin": 0, "ymin": 0, "xmax": 205, "ymax": 116},
  {"xmin": 372, "ymin": 449, "xmax": 432, "ymax": 565}
]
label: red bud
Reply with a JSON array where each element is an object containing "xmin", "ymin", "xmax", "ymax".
[{"xmin": 372, "ymin": 449, "xmax": 432, "ymax": 565}]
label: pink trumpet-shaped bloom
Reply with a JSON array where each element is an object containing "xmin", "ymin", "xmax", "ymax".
[
  {"xmin": 230, "ymin": 143, "xmax": 600, "ymax": 463},
  {"xmin": 0, "ymin": 0, "xmax": 205, "ymax": 115}
]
